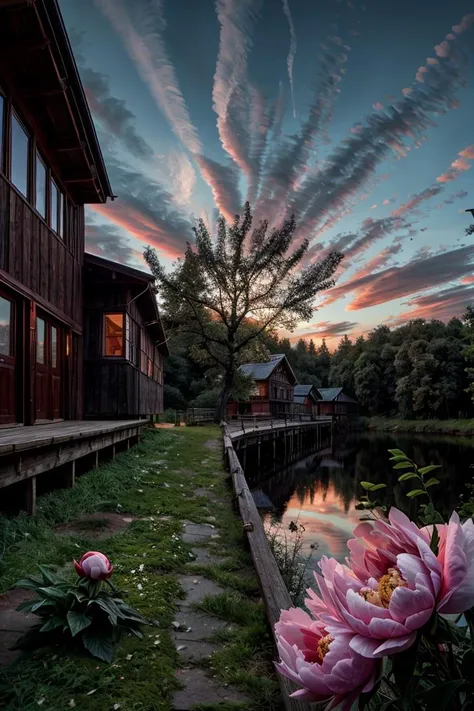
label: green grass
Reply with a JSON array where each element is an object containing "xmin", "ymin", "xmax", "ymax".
[
  {"xmin": 0, "ymin": 427, "xmax": 280, "ymax": 711},
  {"xmin": 360, "ymin": 416, "xmax": 474, "ymax": 435}
]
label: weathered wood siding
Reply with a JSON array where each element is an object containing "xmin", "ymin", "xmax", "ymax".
[
  {"xmin": 83, "ymin": 278, "xmax": 164, "ymax": 418},
  {"xmin": 0, "ymin": 174, "xmax": 84, "ymax": 330}
]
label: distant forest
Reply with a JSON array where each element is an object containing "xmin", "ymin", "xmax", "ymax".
[{"xmin": 163, "ymin": 308, "xmax": 474, "ymax": 420}]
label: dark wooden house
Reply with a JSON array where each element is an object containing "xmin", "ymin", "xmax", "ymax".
[
  {"xmin": 227, "ymin": 354, "xmax": 297, "ymax": 417},
  {"xmin": 0, "ymin": 0, "xmax": 112, "ymax": 426},
  {"xmin": 83, "ymin": 254, "xmax": 168, "ymax": 418},
  {"xmin": 0, "ymin": 0, "xmax": 167, "ymax": 427},
  {"xmin": 316, "ymin": 387, "xmax": 359, "ymax": 419},
  {"xmin": 293, "ymin": 384, "xmax": 321, "ymax": 416}
]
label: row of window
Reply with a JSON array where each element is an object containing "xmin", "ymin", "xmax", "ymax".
[
  {"xmin": 0, "ymin": 295, "xmax": 58, "ymax": 368},
  {"xmin": 0, "ymin": 94, "xmax": 65, "ymax": 237},
  {"xmin": 103, "ymin": 313, "xmax": 163, "ymax": 383}
]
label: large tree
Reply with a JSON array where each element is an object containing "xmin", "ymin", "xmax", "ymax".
[{"xmin": 144, "ymin": 203, "xmax": 343, "ymax": 422}]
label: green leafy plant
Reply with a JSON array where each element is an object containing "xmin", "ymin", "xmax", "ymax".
[{"xmin": 12, "ymin": 564, "xmax": 149, "ymax": 662}]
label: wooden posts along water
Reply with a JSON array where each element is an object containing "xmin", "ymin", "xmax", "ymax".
[{"xmin": 222, "ymin": 424, "xmax": 313, "ymax": 711}]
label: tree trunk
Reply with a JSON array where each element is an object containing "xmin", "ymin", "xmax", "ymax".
[{"xmin": 214, "ymin": 369, "xmax": 234, "ymax": 424}]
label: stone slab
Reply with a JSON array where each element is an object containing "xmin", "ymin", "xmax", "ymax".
[
  {"xmin": 171, "ymin": 609, "xmax": 228, "ymax": 642},
  {"xmin": 174, "ymin": 639, "xmax": 219, "ymax": 663},
  {"xmin": 173, "ymin": 667, "xmax": 249, "ymax": 710},
  {"xmin": 188, "ymin": 547, "xmax": 226, "ymax": 566},
  {"xmin": 0, "ymin": 630, "xmax": 21, "ymax": 667},
  {"xmin": 178, "ymin": 575, "xmax": 223, "ymax": 607},
  {"xmin": 182, "ymin": 522, "xmax": 215, "ymax": 543}
]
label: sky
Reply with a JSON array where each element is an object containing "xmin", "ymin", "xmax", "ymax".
[{"xmin": 60, "ymin": 0, "xmax": 474, "ymax": 347}]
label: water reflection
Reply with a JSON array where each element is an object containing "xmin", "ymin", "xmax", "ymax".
[{"xmin": 246, "ymin": 431, "xmax": 474, "ymax": 566}]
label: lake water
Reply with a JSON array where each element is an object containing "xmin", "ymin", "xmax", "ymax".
[{"xmin": 245, "ymin": 431, "xmax": 474, "ymax": 570}]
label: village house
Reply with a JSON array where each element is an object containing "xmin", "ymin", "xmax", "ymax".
[
  {"xmin": 316, "ymin": 387, "xmax": 359, "ymax": 419},
  {"xmin": 227, "ymin": 354, "xmax": 297, "ymax": 417},
  {"xmin": 293, "ymin": 384, "xmax": 321, "ymax": 416},
  {"xmin": 0, "ymin": 0, "xmax": 167, "ymax": 512}
]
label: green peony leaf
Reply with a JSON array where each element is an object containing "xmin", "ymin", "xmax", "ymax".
[
  {"xmin": 393, "ymin": 462, "xmax": 414, "ymax": 469},
  {"xmin": 360, "ymin": 481, "xmax": 375, "ymax": 491},
  {"xmin": 388, "ymin": 449, "xmax": 406, "ymax": 457},
  {"xmin": 368, "ymin": 483, "xmax": 387, "ymax": 491},
  {"xmin": 398, "ymin": 472, "xmax": 420, "ymax": 482},
  {"xmin": 418, "ymin": 464, "xmax": 441, "ymax": 475},
  {"xmin": 67, "ymin": 610, "xmax": 92, "ymax": 637},
  {"xmin": 82, "ymin": 630, "xmax": 114, "ymax": 663},
  {"xmin": 39, "ymin": 616, "xmax": 65, "ymax": 633},
  {"xmin": 406, "ymin": 489, "xmax": 428, "ymax": 498},
  {"xmin": 425, "ymin": 477, "xmax": 440, "ymax": 488}
]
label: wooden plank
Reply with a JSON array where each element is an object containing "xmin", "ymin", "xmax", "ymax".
[
  {"xmin": 0, "ymin": 419, "xmax": 147, "ymax": 454},
  {"xmin": 222, "ymin": 425, "xmax": 312, "ymax": 711},
  {"xmin": 0, "ymin": 425, "xmax": 142, "ymax": 487}
]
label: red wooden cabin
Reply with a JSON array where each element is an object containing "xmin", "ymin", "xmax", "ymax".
[
  {"xmin": 293, "ymin": 384, "xmax": 321, "ymax": 416},
  {"xmin": 316, "ymin": 388, "xmax": 359, "ymax": 419},
  {"xmin": 227, "ymin": 354, "xmax": 297, "ymax": 417}
]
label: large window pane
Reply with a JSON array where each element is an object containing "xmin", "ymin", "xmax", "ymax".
[
  {"xmin": 35, "ymin": 152, "xmax": 46, "ymax": 218},
  {"xmin": 50, "ymin": 180, "xmax": 58, "ymax": 232},
  {"xmin": 11, "ymin": 114, "xmax": 29, "ymax": 197},
  {"xmin": 51, "ymin": 326, "xmax": 57, "ymax": 367},
  {"xmin": 0, "ymin": 296, "xmax": 12, "ymax": 356},
  {"xmin": 104, "ymin": 313, "xmax": 124, "ymax": 356},
  {"xmin": 36, "ymin": 318, "xmax": 45, "ymax": 364},
  {"xmin": 58, "ymin": 193, "xmax": 64, "ymax": 237}
]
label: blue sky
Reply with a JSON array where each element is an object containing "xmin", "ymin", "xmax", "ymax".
[{"xmin": 60, "ymin": 0, "xmax": 474, "ymax": 345}]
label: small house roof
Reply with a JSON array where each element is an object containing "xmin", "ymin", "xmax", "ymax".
[
  {"xmin": 239, "ymin": 353, "xmax": 297, "ymax": 385},
  {"xmin": 317, "ymin": 387, "xmax": 358, "ymax": 404},
  {"xmin": 84, "ymin": 253, "xmax": 168, "ymax": 355},
  {"xmin": 317, "ymin": 387, "xmax": 343, "ymax": 401},
  {"xmin": 293, "ymin": 384, "xmax": 321, "ymax": 404}
]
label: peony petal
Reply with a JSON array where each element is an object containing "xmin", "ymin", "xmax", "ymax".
[
  {"xmin": 349, "ymin": 635, "xmax": 382, "ymax": 658},
  {"xmin": 372, "ymin": 633, "xmax": 416, "ymax": 657}
]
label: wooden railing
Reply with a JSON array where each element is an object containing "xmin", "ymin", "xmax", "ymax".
[
  {"xmin": 222, "ymin": 424, "xmax": 312, "ymax": 711},
  {"xmin": 227, "ymin": 412, "xmax": 331, "ymax": 435}
]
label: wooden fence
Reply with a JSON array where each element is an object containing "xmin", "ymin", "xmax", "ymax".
[{"xmin": 222, "ymin": 424, "xmax": 312, "ymax": 711}]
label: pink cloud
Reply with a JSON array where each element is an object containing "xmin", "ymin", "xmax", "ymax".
[
  {"xmin": 452, "ymin": 14, "xmax": 474, "ymax": 34},
  {"xmin": 459, "ymin": 145, "xmax": 474, "ymax": 159},
  {"xmin": 446, "ymin": 33, "xmax": 455, "ymax": 40},
  {"xmin": 372, "ymin": 102, "xmax": 384, "ymax": 110},
  {"xmin": 350, "ymin": 123, "xmax": 363, "ymax": 134},
  {"xmin": 435, "ymin": 40, "xmax": 451, "ymax": 58},
  {"xmin": 96, "ymin": 0, "xmax": 201, "ymax": 154},
  {"xmin": 282, "ymin": 0, "xmax": 298, "ymax": 119},
  {"xmin": 370, "ymin": 204, "xmax": 377, "ymax": 209},
  {"xmin": 427, "ymin": 57, "xmax": 439, "ymax": 65},
  {"xmin": 462, "ymin": 276, "xmax": 474, "ymax": 284},
  {"xmin": 382, "ymin": 199, "xmax": 390, "ymax": 205},
  {"xmin": 402, "ymin": 87, "xmax": 412, "ymax": 97},
  {"xmin": 348, "ymin": 245, "xmax": 474, "ymax": 311},
  {"xmin": 416, "ymin": 66, "xmax": 428, "ymax": 82},
  {"xmin": 392, "ymin": 186, "xmax": 442, "ymax": 217}
]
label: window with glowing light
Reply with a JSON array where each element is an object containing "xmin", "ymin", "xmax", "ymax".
[{"xmin": 103, "ymin": 313, "xmax": 124, "ymax": 356}]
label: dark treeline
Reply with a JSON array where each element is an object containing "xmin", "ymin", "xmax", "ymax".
[{"xmin": 164, "ymin": 308, "xmax": 474, "ymax": 420}]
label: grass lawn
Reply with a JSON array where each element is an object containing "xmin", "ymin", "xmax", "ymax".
[
  {"xmin": 360, "ymin": 416, "xmax": 474, "ymax": 435},
  {"xmin": 0, "ymin": 427, "xmax": 280, "ymax": 711}
]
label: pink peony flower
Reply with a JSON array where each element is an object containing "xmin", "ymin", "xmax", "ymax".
[
  {"xmin": 436, "ymin": 511, "xmax": 474, "ymax": 614},
  {"xmin": 275, "ymin": 607, "xmax": 377, "ymax": 710},
  {"xmin": 305, "ymin": 508, "xmax": 443, "ymax": 659},
  {"xmin": 74, "ymin": 551, "xmax": 114, "ymax": 580}
]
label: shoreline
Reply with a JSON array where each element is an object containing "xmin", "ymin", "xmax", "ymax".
[{"xmin": 359, "ymin": 416, "xmax": 474, "ymax": 436}]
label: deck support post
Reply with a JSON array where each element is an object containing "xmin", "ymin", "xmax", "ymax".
[
  {"xmin": 111, "ymin": 443, "xmax": 116, "ymax": 459},
  {"xmin": 65, "ymin": 460, "xmax": 75, "ymax": 488},
  {"xmin": 26, "ymin": 476, "xmax": 36, "ymax": 516},
  {"xmin": 94, "ymin": 450, "xmax": 99, "ymax": 469}
]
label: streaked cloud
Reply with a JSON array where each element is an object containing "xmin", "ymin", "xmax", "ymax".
[
  {"xmin": 96, "ymin": 0, "xmax": 201, "ymax": 153},
  {"xmin": 282, "ymin": 0, "xmax": 298, "ymax": 118}
]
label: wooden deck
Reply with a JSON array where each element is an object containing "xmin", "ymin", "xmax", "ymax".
[{"xmin": 0, "ymin": 420, "xmax": 149, "ymax": 515}]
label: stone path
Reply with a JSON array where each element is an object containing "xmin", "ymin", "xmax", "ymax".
[
  {"xmin": 0, "ymin": 589, "xmax": 35, "ymax": 666},
  {"xmin": 171, "ymin": 522, "xmax": 250, "ymax": 710}
]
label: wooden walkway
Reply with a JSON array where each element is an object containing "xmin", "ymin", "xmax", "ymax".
[
  {"xmin": 227, "ymin": 416, "xmax": 332, "ymax": 440},
  {"xmin": 0, "ymin": 420, "xmax": 148, "ymax": 514},
  {"xmin": 0, "ymin": 420, "xmax": 147, "ymax": 455}
]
